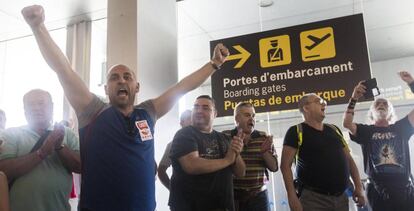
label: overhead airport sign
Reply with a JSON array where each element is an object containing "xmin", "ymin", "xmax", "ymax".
[{"xmin": 210, "ymin": 14, "xmax": 371, "ymax": 117}]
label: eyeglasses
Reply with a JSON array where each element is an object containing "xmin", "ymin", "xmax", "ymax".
[{"xmin": 309, "ymin": 98, "xmax": 327, "ymax": 106}]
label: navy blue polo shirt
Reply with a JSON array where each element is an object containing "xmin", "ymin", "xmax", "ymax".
[{"xmin": 78, "ymin": 95, "xmax": 157, "ymax": 211}]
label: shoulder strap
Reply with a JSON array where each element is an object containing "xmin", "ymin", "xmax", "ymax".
[
  {"xmin": 324, "ymin": 124, "xmax": 349, "ymax": 151},
  {"xmin": 30, "ymin": 130, "xmax": 51, "ymax": 153},
  {"xmin": 295, "ymin": 123, "xmax": 303, "ymax": 162}
]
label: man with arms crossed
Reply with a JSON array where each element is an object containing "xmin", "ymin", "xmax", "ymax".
[{"xmin": 169, "ymin": 95, "xmax": 245, "ymax": 211}]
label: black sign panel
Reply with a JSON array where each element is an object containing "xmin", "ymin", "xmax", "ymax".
[{"xmin": 210, "ymin": 14, "xmax": 371, "ymax": 117}]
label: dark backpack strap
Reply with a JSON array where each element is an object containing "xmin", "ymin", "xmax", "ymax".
[
  {"xmin": 30, "ymin": 130, "xmax": 51, "ymax": 153},
  {"xmin": 9, "ymin": 130, "xmax": 51, "ymax": 190}
]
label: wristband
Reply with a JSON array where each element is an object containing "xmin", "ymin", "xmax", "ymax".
[
  {"xmin": 409, "ymin": 82, "xmax": 414, "ymax": 93},
  {"xmin": 210, "ymin": 60, "xmax": 221, "ymax": 70},
  {"xmin": 346, "ymin": 111, "xmax": 354, "ymax": 115},
  {"xmin": 36, "ymin": 149, "xmax": 46, "ymax": 160},
  {"xmin": 347, "ymin": 98, "xmax": 357, "ymax": 109}
]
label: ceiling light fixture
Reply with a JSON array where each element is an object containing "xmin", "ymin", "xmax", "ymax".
[{"xmin": 259, "ymin": 0, "xmax": 274, "ymax": 7}]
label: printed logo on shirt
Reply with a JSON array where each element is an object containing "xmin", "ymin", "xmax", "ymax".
[
  {"xmin": 135, "ymin": 120, "xmax": 153, "ymax": 141},
  {"xmin": 371, "ymin": 132, "xmax": 396, "ymax": 140}
]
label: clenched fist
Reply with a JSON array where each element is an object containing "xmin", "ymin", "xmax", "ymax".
[
  {"xmin": 21, "ymin": 5, "xmax": 45, "ymax": 28},
  {"xmin": 211, "ymin": 43, "xmax": 230, "ymax": 68}
]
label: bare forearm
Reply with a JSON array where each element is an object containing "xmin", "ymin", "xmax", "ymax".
[
  {"xmin": 181, "ymin": 157, "xmax": 232, "ymax": 175},
  {"xmin": 31, "ymin": 24, "xmax": 72, "ymax": 75},
  {"xmin": 281, "ymin": 163, "xmax": 297, "ymax": 197},
  {"xmin": 0, "ymin": 153, "xmax": 42, "ymax": 181},
  {"xmin": 30, "ymin": 24, "xmax": 91, "ymax": 113},
  {"xmin": 153, "ymin": 63, "xmax": 216, "ymax": 118},
  {"xmin": 157, "ymin": 167, "xmax": 171, "ymax": 190},
  {"xmin": 343, "ymin": 98, "xmax": 357, "ymax": 135},
  {"xmin": 179, "ymin": 63, "xmax": 216, "ymax": 91},
  {"xmin": 348, "ymin": 155, "xmax": 363, "ymax": 190},
  {"xmin": 263, "ymin": 151, "xmax": 278, "ymax": 172},
  {"xmin": 57, "ymin": 148, "xmax": 81, "ymax": 173},
  {"xmin": 232, "ymin": 156, "xmax": 246, "ymax": 178}
]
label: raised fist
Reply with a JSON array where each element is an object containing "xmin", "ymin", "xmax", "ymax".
[
  {"xmin": 211, "ymin": 43, "xmax": 230, "ymax": 68},
  {"xmin": 351, "ymin": 81, "xmax": 366, "ymax": 100},
  {"xmin": 399, "ymin": 71, "xmax": 414, "ymax": 84},
  {"xmin": 21, "ymin": 5, "xmax": 45, "ymax": 27}
]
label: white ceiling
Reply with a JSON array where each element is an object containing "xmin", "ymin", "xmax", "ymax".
[
  {"xmin": 0, "ymin": 0, "xmax": 413, "ymax": 68},
  {"xmin": 0, "ymin": 0, "xmax": 106, "ymax": 41}
]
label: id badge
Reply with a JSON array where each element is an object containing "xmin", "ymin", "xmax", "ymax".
[{"xmin": 135, "ymin": 120, "xmax": 153, "ymax": 141}]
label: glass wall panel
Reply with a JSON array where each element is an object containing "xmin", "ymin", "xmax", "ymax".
[{"xmin": 0, "ymin": 29, "xmax": 66, "ymax": 127}]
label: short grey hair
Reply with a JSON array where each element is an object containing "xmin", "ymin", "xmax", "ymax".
[
  {"xmin": 298, "ymin": 93, "xmax": 316, "ymax": 114},
  {"xmin": 233, "ymin": 102, "xmax": 254, "ymax": 117}
]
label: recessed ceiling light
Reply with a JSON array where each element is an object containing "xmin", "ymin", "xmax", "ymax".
[{"xmin": 259, "ymin": 0, "xmax": 274, "ymax": 7}]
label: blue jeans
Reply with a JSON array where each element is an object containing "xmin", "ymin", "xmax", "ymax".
[{"xmin": 234, "ymin": 190, "xmax": 270, "ymax": 211}]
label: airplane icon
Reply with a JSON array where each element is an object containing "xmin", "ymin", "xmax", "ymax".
[{"xmin": 305, "ymin": 33, "xmax": 332, "ymax": 50}]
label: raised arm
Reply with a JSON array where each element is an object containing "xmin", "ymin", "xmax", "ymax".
[
  {"xmin": 21, "ymin": 5, "xmax": 92, "ymax": 114},
  {"xmin": 152, "ymin": 43, "xmax": 229, "ymax": 118},
  {"xmin": 399, "ymin": 71, "xmax": 414, "ymax": 126},
  {"xmin": 343, "ymin": 81, "xmax": 366, "ymax": 135}
]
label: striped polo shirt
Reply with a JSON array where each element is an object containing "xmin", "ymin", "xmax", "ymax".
[{"xmin": 223, "ymin": 128, "xmax": 272, "ymax": 190}]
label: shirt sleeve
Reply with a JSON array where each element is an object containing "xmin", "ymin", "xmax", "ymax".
[
  {"xmin": 349, "ymin": 123, "xmax": 370, "ymax": 144},
  {"xmin": 395, "ymin": 116, "xmax": 414, "ymax": 141},
  {"xmin": 77, "ymin": 94, "xmax": 106, "ymax": 128},
  {"xmin": 159, "ymin": 142, "xmax": 172, "ymax": 167},
  {"xmin": 283, "ymin": 125, "xmax": 299, "ymax": 149},
  {"xmin": 0, "ymin": 129, "xmax": 18, "ymax": 160},
  {"xmin": 63, "ymin": 127, "xmax": 80, "ymax": 151},
  {"xmin": 170, "ymin": 127, "xmax": 198, "ymax": 160},
  {"xmin": 136, "ymin": 100, "xmax": 158, "ymax": 125}
]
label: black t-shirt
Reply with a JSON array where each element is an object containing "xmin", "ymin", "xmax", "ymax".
[
  {"xmin": 283, "ymin": 123, "xmax": 349, "ymax": 193},
  {"xmin": 350, "ymin": 116, "xmax": 414, "ymax": 185},
  {"xmin": 168, "ymin": 126, "xmax": 234, "ymax": 211}
]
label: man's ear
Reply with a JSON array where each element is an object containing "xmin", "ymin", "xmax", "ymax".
[
  {"xmin": 135, "ymin": 82, "xmax": 140, "ymax": 93},
  {"xmin": 302, "ymin": 105, "xmax": 310, "ymax": 113},
  {"xmin": 235, "ymin": 114, "xmax": 240, "ymax": 125}
]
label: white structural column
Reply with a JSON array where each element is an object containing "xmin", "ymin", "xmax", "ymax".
[
  {"xmin": 107, "ymin": 0, "xmax": 137, "ymax": 71},
  {"xmin": 107, "ymin": 0, "xmax": 178, "ymax": 210}
]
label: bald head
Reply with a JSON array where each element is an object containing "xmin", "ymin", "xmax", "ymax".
[
  {"xmin": 106, "ymin": 64, "xmax": 136, "ymax": 83},
  {"xmin": 180, "ymin": 110, "xmax": 192, "ymax": 127},
  {"xmin": 105, "ymin": 64, "xmax": 140, "ymax": 109}
]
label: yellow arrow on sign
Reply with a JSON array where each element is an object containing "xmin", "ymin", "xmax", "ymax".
[{"xmin": 227, "ymin": 45, "xmax": 251, "ymax": 69}]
